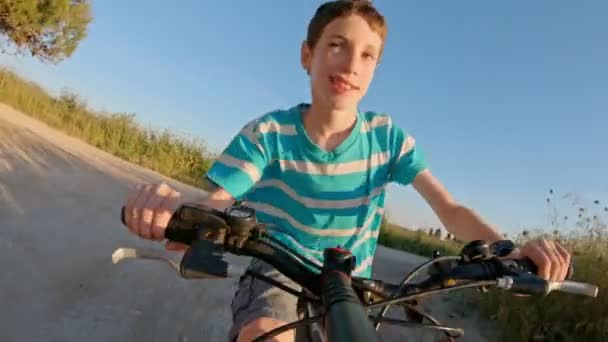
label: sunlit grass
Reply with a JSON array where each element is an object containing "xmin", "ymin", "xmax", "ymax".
[{"xmin": 0, "ymin": 67, "xmax": 214, "ymax": 187}]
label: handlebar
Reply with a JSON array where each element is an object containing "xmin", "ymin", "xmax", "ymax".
[{"xmin": 116, "ymin": 202, "xmax": 599, "ymax": 341}]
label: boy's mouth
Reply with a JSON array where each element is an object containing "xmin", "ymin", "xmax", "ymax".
[{"xmin": 329, "ymin": 75, "xmax": 359, "ymax": 93}]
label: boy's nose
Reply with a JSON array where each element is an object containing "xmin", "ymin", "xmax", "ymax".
[{"xmin": 341, "ymin": 52, "xmax": 360, "ymax": 75}]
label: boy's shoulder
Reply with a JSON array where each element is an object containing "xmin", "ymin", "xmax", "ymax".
[
  {"xmin": 359, "ymin": 109, "xmax": 412, "ymax": 138},
  {"xmin": 360, "ymin": 109, "xmax": 392, "ymax": 127},
  {"xmin": 241, "ymin": 104, "xmax": 302, "ymax": 135}
]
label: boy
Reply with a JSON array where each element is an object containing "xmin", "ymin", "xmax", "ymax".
[{"xmin": 122, "ymin": 1, "xmax": 572, "ymax": 341}]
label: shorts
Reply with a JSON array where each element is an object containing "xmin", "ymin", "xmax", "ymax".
[{"xmin": 228, "ymin": 258, "xmax": 326, "ymax": 342}]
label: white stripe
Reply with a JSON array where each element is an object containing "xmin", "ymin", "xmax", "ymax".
[
  {"xmin": 241, "ymin": 120, "xmax": 296, "ymax": 149},
  {"xmin": 240, "ymin": 121, "xmax": 263, "ymax": 150},
  {"xmin": 279, "ymin": 151, "xmax": 390, "ymax": 175},
  {"xmin": 215, "ymin": 154, "xmax": 261, "ymax": 182},
  {"xmin": 350, "ymin": 229, "xmax": 381, "ymax": 251},
  {"xmin": 258, "ymin": 121, "xmax": 297, "ymax": 135},
  {"xmin": 248, "ymin": 202, "xmax": 384, "ymax": 238},
  {"xmin": 353, "ymin": 255, "xmax": 375, "ymax": 274},
  {"xmin": 397, "ymin": 135, "xmax": 416, "ymax": 160},
  {"xmin": 253, "ymin": 179, "xmax": 386, "ymax": 209},
  {"xmin": 360, "ymin": 115, "xmax": 392, "ymax": 133}
]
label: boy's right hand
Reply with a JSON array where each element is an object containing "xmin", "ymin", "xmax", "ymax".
[{"xmin": 122, "ymin": 182, "xmax": 187, "ymax": 251}]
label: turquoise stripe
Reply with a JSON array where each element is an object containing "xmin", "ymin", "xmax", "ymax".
[
  {"xmin": 253, "ymin": 208, "xmax": 384, "ymax": 247},
  {"xmin": 206, "ymin": 163, "xmax": 255, "ymax": 199},
  {"xmin": 349, "ymin": 235, "xmax": 380, "ymax": 257},
  {"xmin": 263, "ymin": 132, "xmax": 390, "ymax": 163},
  {"xmin": 390, "ymin": 145, "xmax": 428, "ymax": 185},
  {"xmin": 245, "ymin": 183, "xmax": 386, "ymax": 217},
  {"xmin": 206, "ymin": 131, "xmax": 268, "ymax": 198},
  {"xmin": 224, "ymin": 134, "xmax": 267, "ymax": 167}
]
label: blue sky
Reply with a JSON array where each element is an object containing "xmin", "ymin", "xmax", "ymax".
[{"xmin": 1, "ymin": 0, "xmax": 606, "ymax": 234}]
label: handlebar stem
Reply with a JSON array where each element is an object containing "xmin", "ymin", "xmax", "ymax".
[{"xmin": 321, "ymin": 248, "xmax": 380, "ymax": 342}]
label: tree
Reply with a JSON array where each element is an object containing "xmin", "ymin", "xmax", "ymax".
[{"xmin": 0, "ymin": 0, "xmax": 93, "ymax": 64}]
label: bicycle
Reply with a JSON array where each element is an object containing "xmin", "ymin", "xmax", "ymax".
[{"xmin": 112, "ymin": 202, "xmax": 599, "ymax": 341}]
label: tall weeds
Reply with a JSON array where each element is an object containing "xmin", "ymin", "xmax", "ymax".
[{"xmin": 0, "ymin": 67, "xmax": 214, "ymax": 187}]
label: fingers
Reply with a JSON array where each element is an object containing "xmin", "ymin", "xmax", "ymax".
[
  {"xmin": 554, "ymin": 241, "xmax": 572, "ymax": 280},
  {"xmin": 122, "ymin": 182, "xmax": 181, "ymax": 242},
  {"xmin": 523, "ymin": 239, "xmax": 570, "ymax": 281},
  {"xmin": 133, "ymin": 184, "xmax": 153, "ymax": 237},
  {"xmin": 526, "ymin": 242, "xmax": 552, "ymax": 280},
  {"xmin": 540, "ymin": 239, "xmax": 565, "ymax": 281},
  {"xmin": 123, "ymin": 184, "xmax": 143, "ymax": 229},
  {"xmin": 151, "ymin": 186, "xmax": 180, "ymax": 240},
  {"xmin": 141, "ymin": 184, "xmax": 165, "ymax": 240}
]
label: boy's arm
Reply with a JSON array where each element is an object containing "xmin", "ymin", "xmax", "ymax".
[
  {"xmin": 388, "ymin": 127, "xmax": 571, "ymax": 281},
  {"xmin": 411, "ymin": 170, "xmax": 504, "ymax": 243},
  {"xmin": 386, "ymin": 126, "xmax": 502, "ymax": 242},
  {"xmin": 410, "ymin": 168, "xmax": 571, "ymax": 282}
]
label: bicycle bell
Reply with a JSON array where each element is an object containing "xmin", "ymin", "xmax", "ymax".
[
  {"xmin": 460, "ymin": 240, "xmax": 491, "ymax": 262},
  {"xmin": 225, "ymin": 204, "xmax": 257, "ymax": 236},
  {"xmin": 489, "ymin": 240, "xmax": 516, "ymax": 257}
]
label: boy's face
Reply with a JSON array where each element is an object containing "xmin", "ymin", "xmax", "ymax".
[{"xmin": 302, "ymin": 14, "xmax": 383, "ymax": 111}]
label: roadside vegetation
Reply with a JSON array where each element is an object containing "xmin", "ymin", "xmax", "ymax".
[{"xmin": 0, "ymin": 67, "xmax": 214, "ymax": 187}]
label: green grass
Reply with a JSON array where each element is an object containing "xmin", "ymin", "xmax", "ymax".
[
  {"xmin": 1, "ymin": 66, "xmax": 605, "ymax": 341},
  {"xmin": 0, "ymin": 67, "xmax": 214, "ymax": 187},
  {"xmin": 378, "ymin": 218, "xmax": 463, "ymax": 257}
]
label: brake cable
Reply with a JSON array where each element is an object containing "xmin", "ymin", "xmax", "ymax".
[{"xmin": 373, "ymin": 255, "xmax": 461, "ymax": 331}]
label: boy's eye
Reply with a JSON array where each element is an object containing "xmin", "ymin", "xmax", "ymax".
[
  {"xmin": 329, "ymin": 41, "xmax": 343, "ymax": 49},
  {"xmin": 362, "ymin": 51, "xmax": 376, "ymax": 60}
]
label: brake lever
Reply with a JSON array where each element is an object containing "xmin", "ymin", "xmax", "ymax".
[
  {"xmin": 112, "ymin": 247, "xmax": 181, "ymax": 273},
  {"xmin": 179, "ymin": 239, "xmax": 244, "ymax": 279},
  {"xmin": 111, "ymin": 243, "xmax": 245, "ymax": 280}
]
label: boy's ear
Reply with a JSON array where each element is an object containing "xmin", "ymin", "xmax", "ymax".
[{"xmin": 301, "ymin": 40, "xmax": 312, "ymax": 75}]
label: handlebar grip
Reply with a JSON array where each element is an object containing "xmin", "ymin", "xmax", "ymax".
[
  {"xmin": 515, "ymin": 258, "xmax": 537, "ymax": 273},
  {"xmin": 552, "ymin": 280, "xmax": 599, "ymax": 297},
  {"xmin": 164, "ymin": 226, "xmax": 196, "ymax": 245},
  {"xmin": 515, "ymin": 257, "xmax": 574, "ymax": 280},
  {"xmin": 120, "ymin": 205, "xmax": 195, "ymax": 245}
]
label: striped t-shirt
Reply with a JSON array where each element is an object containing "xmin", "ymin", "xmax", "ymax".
[{"xmin": 205, "ymin": 103, "xmax": 428, "ymax": 277}]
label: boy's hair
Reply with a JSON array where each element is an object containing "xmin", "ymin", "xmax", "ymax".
[{"xmin": 306, "ymin": 0, "xmax": 387, "ymax": 51}]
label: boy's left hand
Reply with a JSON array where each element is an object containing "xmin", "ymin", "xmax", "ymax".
[{"xmin": 511, "ymin": 239, "xmax": 571, "ymax": 281}]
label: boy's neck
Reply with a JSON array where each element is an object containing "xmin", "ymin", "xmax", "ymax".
[{"xmin": 302, "ymin": 102, "xmax": 358, "ymax": 151}]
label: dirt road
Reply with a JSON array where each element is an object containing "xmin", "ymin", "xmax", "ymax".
[{"xmin": 0, "ymin": 104, "xmax": 495, "ymax": 342}]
